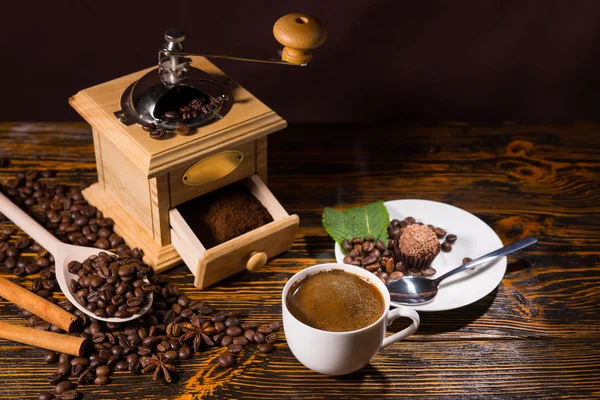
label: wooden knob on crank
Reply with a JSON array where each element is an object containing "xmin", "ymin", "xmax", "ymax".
[
  {"xmin": 273, "ymin": 13, "xmax": 327, "ymax": 65},
  {"xmin": 246, "ymin": 251, "xmax": 268, "ymax": 272}
]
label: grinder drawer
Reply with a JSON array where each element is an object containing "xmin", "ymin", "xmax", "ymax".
[{"xmin": 169, "ymin": 174, "xmax": 299, "ymax": 288}]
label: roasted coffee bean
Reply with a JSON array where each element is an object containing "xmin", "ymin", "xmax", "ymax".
[
  {"xmin": 95, "ymin": 374, "xmax": 110, "ymax": 385},
  {"xmin": 156, "ymin": 341, "xmax": 170, "ymax": 352},
  {"xmin": 106, "ymin": 355, "xmax": 120, "ymax": 367},
  {"xmin": 446, "ymin": 234, "xmax": 458, "ymax": 244},
  {"xmin": 44, "ymin": 351, "xmax": 59, "ymax": 363},
  {"xmin": 341, "ymin": 239, "xmax": 352, "ymax": 252},
  {"xmin": 221, "ymin": 335, "xmax": 233, "ymax": 347},
  {"xmin": 227, "ymin": 344, "xmax": 243, "ymax": 355},
  {"xmin": 362, "ymin": 241, "xmax": 374, "ymax": 253},
  {"xmin": 142, "ymin": 336, "xmax": 160, "ymax": 347},
  {"xmin": 150, "ymin": 129, "xmax": 167, "ymax": 140},
  {"xmin": 253, "ymin": 332, "xmax": 266, "ymax": 344},
  {"xmin": 169, "ymin": 338, "xmax": 180, "ymax": 350},
  {"xmin": 441, "ymin": 242, "xmax": 452, "ymax": 252},
  {"xmin": 463, "ymin": 257, "xmax": 473, "ymax": 264},
  {"xmin": 164, "ymin": 350, "xmax": 179, "ymax": 361},
  {"xmin": 57, "ymin": 362, "xmax": 70, "ymax": 376},
  {"xmin": 226, "ymin": 326, "xmax": 242, "ymax": 337},
  {"xmin": 233, "ymin": 320, "xmax": 254, "ymax": 330},
  {"xmin": 268, "ymin": 321, "xmax": 281, "ymax": 331},
  {"xmin": 59, "ymin": 353, "xmax": 72, "ymax": 364},
  {"xmin": 115, "ymin": 360, "xmax": 129, "ymax": 371},
  {"xmin": 55, "ymin": 380, "xmax": 75, "ymax": 394},
  {"xmin": 342, "ymin": 255, "xmax": 353, "ymax": 264},
  {"xmin": 71, "ymin": 364, "xmax": 85, "ymax": 377},
  {"xmin": 218, "ymin": 353, "xmax": 235, "ymax": 368},
  {"xmin": 385, "ymin": 257, "xmax": 395, "ymax": 274},
  {"xmin": 434, "ymin": 227, "xmax": 447, "ymax": 239},
  {"xmin": 389, "ymin": 271, "xmax": 404, "ymax": 280},
  {"xmin": 178, "ymin": 345, "xmax": 193, "ymax": 360},
  {"xmin": 61, "ymin": 390, "xmax": 80, "ymax": 400},
  {"xmin": 15, "ymin": 236, "xmax": 30, "ymax": 249},
  {"xmin": 211, "ymin": 313, "xmax": 226, "ymax": 323},
  {"xmin": 405, "ymin": 216, "xmax": 416, "ymax": 225},
  {"xmin": 137, "ymin": 346, "xmax": 152, "ymax": 356},
  {"xmin": 214, "ymin": 321, "xmax": 226, "ymax": 332},
  {"xmin": 232, "ymin": 336, "xmax": 248, "ymax": 346},
  {"xmin": 257, "ymin": 326, "xmax": 273, "ymax": 335},
  {"xmin": 129, "ymin": 360, "xmax": 142, "ymax": 374},
  {"xmin": 243, "ymin": 329, "xmax": 255, "ymax": 343},
  {"xmin": 224, "ymin": 316, "xmax": 239, "ymax": 328},
  {"xmin": 163, "ymin": 111, "xmax": 179, "ymax": 120},
  {"xmin": 142, "ymin": 123, "xmax": 157, "ymax": 132},
  {"xmin": 257, "ymin": 343, "xmax": 275, "ymax": 354},
  {"xmin": 175, "ymin": 124, "xmax": 191, "ymax": 136},
  {"xmin": 265, "ymin": 334, "xmax": 279, "ymax": 343},
  {"xmin": 351, "ymin": 237, "xmax": 362, "ymax": 245},
  {"xmin": 38, "ymin": 392, "xmax": 55, "ymax": 400},
  {"xmin": 362, "ymin": 254, "xmax": 379, "ymax": 267},
  {"xmin": 48, "ymin": 373, "xmax": 64, "ymax": 385}
]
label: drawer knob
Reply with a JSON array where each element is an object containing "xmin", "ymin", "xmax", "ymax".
[{"xmin": 246, "ymin": 251, "xmax": 268, "ymax": 272}]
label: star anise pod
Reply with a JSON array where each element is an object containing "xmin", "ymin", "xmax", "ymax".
[
  {"xmin": 179, "ymin": 314, "xmax": 216, "ymax": 351},
  {"xmin": 141, "ymin": 354, "xmax": 176, "ymax": 383}
]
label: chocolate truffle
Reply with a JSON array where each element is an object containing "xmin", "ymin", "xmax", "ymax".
[{"xmin": 399, "ymin": 224, "xmax": 440, "ymax": 271}]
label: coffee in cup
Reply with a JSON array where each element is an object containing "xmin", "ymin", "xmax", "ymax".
[
  {"xmin": 282, "ymin": 263, "xmax": 420, "ymax": 375},
  {"xmin": 286, "ymin": 269, "xmax": 385, "ymax": 332}
]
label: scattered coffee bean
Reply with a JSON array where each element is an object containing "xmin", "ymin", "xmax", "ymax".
[
  {"xmin": 433, "ymin": 227, "xmax": 447, "ymax": 239},
  {"xmin": 175, "ymin": 124, "xmax": 191, "ymax": 136},
  {"xmin": 441, "ymin": 242, "xmax": 452, "ymax": 252},
  {"xmin": 55, "ymin": 380, "xmax": 75, "ymax": 394},
  {"xmin": 44, "ymin": 351, "xmax": 59, "ymax": 363},
  {"xmin": 446, "ymin": 234, "xmax": 458, "ymax": 244},
  {"xmin": 228, "ymin": 344, "xmax": 243, "ymax": 355},
  {"xmin": 38, "ymin": 392, "xmax": 55, "ymax": 400},
  {"xmin": 62, "ymin": 390, "xmax": 80, "ymax": 399},
  {"xmin": 218, "ymin": 353, "xmax": 235, "ymax": 368},
  {"xmin": 178, "ymin": 345, "xmax": 193, "ymax": 360},
  {"xmin": 463, "ymin": 257, "xmax": 473, "ymax": 264},
  {"xmin": 265, "ymin": 334, "xmax": 278, "ymax": 343},
  {"xmin": 257, "ymin": 343, "xmax": 275, "ymax": 354},
  {"xmin": 95, "ymin": 375, "xmax": 109, "ymax": 386},
  {"xmin": 150, "ymin": 129, "xmax": 167, "ymax": 140},
  {"xmin": 142, "ymin": 123, "xmax": 157, "ymax": 132}
]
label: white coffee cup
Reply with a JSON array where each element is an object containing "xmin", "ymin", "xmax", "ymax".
[{"xmin": 282, "ymin": 263, "xmax": 420, "ymax": 375}]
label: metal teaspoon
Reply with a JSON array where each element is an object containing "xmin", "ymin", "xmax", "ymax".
[{"xmin": 386, "ymin": 236, "xmax": 538, "ymax": 305}]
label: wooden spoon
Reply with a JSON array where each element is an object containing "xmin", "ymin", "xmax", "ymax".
[{"xmin": 0, "ymin": 191, "xmax": 152, "ymax": 322}]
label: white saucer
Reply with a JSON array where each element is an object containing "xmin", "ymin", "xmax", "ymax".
[{"xmin": 334, "ymin": 199, "xmax": 505, "ymax": 312}]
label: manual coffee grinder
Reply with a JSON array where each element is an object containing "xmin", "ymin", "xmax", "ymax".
[{"xmin": 69, "ymin": 14, "xmax": 326, "ymax": 288}]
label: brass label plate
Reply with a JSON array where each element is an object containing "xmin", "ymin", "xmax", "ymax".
[{"xmin": 182, "ymin": 150, "xmax": 244, "ymax": 186}]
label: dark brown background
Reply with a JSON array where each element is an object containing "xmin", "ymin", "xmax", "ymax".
[{"xmin": 3, "ymin": 1, "xmax": 600, "ymax": 123}]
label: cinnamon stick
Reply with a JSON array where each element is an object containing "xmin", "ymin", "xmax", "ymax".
[
  {"xmin": 0, "ymin": 321, "xmax": 86, "ymax": 356},
  {"xmin": 0, "ymin": 276, "xmax": 81, "ymax": 333}
]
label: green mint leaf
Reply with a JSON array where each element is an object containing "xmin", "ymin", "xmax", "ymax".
[
  {"xmin": 344, "ymin": 201, "xmax": 389, "ymax": 243},
  {"xmin": 322, "ymin": 207, "xmax": 352, "ymax": 247},
  {"xmin": 322, "ymin": 201, "xmax": 390, "ymax": 252}
]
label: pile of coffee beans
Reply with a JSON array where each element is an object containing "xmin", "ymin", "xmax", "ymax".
[
  {"xmin": 68, "ymin": 253, "xmax": 152, "ymax": 319},
  {"xmin": 0, "ymin": 171, "xmax": 282, "ymax": 400},
  {"xmin": 341, "ymin": 216, "xmax": 464, "ymax": 283},
  {"xmin": 341, "ymin": 236, "xmax": 406, "ymax": 284},
  {"xmin": 140, "ymin": 96, "xmax": 221, "ymax": 140}
]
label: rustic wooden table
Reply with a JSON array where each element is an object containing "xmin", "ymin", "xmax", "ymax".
[{"xmin": 0, "ymin": 122, "xmax": 598, "ymax": 399}]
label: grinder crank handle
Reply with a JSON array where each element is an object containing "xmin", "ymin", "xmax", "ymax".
[
  {"xmin": 272, "ymin": 13, "xmax": 327, "ymax": 65},
  {"xmin": 163, "ymin": 13, "xmax": 327, "ymax": 66}
]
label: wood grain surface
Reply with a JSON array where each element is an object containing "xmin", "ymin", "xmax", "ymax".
[{"xmin": 0, "ymin": 122, "xmax": 599, "ymax": 399}]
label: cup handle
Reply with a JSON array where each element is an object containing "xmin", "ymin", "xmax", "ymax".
[{"xmin": 381, "ymin": 306, "xmax": 420, "ymax": 349}]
